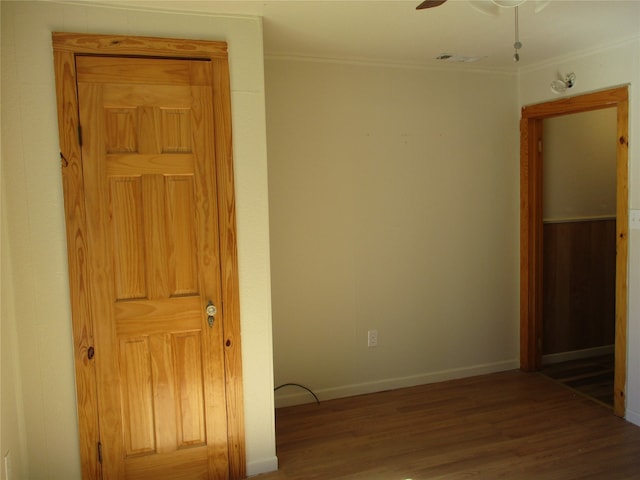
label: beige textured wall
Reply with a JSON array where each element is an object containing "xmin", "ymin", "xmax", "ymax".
[
  {"xmin": 0, "ymin": 1, "xmax": 276, "ymax": 478},
  {"xmin": 266, "ymin": 59, "xmax": 521, "ymax": 406},
  {"xmin": 543, "ymin": 108, "xmax": 617, "ymax": 221}
]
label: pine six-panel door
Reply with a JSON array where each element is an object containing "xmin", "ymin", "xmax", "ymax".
[{"xmin": 76, "ymin": 55, "xmax": 229, "ymax": 479}]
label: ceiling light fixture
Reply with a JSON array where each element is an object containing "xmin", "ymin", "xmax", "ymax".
[
  {"xmin": 490, "ymin": 0, "xmax": 551, "ymax": 13},
  {"xmin": 491, "ymin": 0, "xmax": 526, "ymax": 7},
  {"xmin": 550, "ymin": 72, "xmax": 576, "ymax": 94}
]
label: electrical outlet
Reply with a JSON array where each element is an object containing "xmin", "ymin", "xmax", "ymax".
[
  {"xmin": 630, "ymin": 209, "xmax": 640, "ymax": 230},
  {"xmin": 367, "ymin": 329, "xmax": 378, "ymax": 347}
]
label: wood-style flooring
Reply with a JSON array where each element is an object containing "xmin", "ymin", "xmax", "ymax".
[{"xmin": 253, "ymin": 370, "xmax": 640, "ymax": 479}]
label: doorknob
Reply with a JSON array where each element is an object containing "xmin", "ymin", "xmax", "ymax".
[{"xmin": 206, "ymin": 300, "xmax": 217, "ymax": 327}]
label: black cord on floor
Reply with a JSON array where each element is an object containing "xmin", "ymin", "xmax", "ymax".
[{"xmin": 274, "ymin": 383, "xmax": 320, "ymax": 405}]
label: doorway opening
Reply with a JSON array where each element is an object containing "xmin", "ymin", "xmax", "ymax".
[
  {"xmin": 539, "ymin": 107, "xmax": 617, "ymax": 408},
  {"xmin": 519, "ymin": 86, "xmax": 629, "ymax": 417}
]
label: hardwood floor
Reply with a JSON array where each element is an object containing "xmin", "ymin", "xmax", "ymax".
[{"xmin": 253, "ymin": 371, "xmax": 640, "ymax": 479}]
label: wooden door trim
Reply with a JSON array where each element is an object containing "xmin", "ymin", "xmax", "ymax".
[
  {"xmin": 519, "ymin": 86, "xmax": 629, "ymax": 417},
  {"xmin": 53, "ymin": 32, "xmax": 246, "ymax": 479}
]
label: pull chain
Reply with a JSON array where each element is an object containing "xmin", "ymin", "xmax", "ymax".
[{"xmin": 513, "ymin": 6, "xmax": 522, "ymax": 62}]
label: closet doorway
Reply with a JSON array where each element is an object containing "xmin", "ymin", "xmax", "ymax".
[
  {"xmin": 519, "ymin": 87, "xmax": 629, "ymax": 418},
  {"xmin": 540, "ymin": 108, "xmax": 616, "ymax": 408}
]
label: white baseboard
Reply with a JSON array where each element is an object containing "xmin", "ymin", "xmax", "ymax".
[
  {"xmin": 542, "ymin": 345, "xmax": 614, "ymax": 366},
  {"xmin": 274, "ymin": 359, "xmax": 519, "ymax": 408},
  {"xmin": 625, "ymin": 408, "xmax": 640, "ymax": 428},
  {"xmin": 246, "ymin": 456, "xmax": 278, "ymax": 477}
]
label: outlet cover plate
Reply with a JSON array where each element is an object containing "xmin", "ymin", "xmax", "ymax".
[
  {"xmin": 630, "ymin": 209, "xmax": 640, "ymax": 230},
  {"xmin": 367, "ymin": 329, "xmax": 378, "ymax": 347}
]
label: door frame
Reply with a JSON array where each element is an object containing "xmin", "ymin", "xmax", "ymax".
[
  {"xmin": 519, "ymin": 86, "xmax": 629, "ymax": 417},
  {"xmin": 52, "ymin": 33, "xmax": 245, "ymax": 479}
]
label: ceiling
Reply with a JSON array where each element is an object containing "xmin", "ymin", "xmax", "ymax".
[{"xmin": 87, "ymin": 0, "xmax": 640, "ymax": 70}]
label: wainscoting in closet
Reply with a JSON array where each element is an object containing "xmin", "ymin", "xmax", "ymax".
[{"xmin": 542, "ymin": 218, "xmax": 616, "ymax": 407}]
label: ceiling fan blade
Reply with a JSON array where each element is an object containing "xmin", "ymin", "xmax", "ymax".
[{"xmin": 416, "ymin": 0, "xmax": 447, "ymax": 10}]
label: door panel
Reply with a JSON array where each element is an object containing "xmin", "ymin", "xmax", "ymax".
[{"xmin": 76, "ymin": 55, "xmax": 228, "ymax": 478}]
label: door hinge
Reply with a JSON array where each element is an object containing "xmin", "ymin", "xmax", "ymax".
[
  {"xmin": 97, "ymin": 441, "xmax": 102, "ymax": 464},
  {"xmin": 78, "ymin": 124, "xmax": 83, "ymax": 147}
]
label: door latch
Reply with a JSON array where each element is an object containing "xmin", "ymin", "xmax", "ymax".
[{"xmin": 206, "ymin": 301, "xmax": 217, "ymax": 327}]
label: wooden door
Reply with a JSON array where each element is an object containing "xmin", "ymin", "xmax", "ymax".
[{"xmin": 53, "ymin": 34, "xmax": 245, "ymax": 480}]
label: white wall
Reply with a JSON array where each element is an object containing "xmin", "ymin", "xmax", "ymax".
[
  {"xmin": 1, "ymin": 157, "xmax": 29, "ymax": 480},
  {"xmin": 518, "ymin": 38, "xmax": 640, "ymax": 426},
  {"xmin": 266, "ymin": 59, "xmax": 521, "ymax": 407},
  {"xmin": 0, "ymin": 1, "xmax": 276, "ymax": 478}
]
